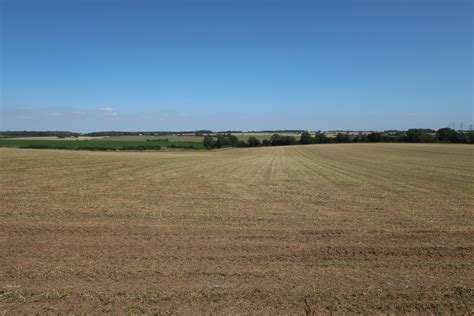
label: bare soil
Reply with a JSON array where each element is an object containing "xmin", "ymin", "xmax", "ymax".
[{"xmin": 0, "ymin": 144, "xmax": 473, "ymax": 314}]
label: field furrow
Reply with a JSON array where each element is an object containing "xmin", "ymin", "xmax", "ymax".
[{"xmin": 1, "ymin": 144, "xmax": 473, "ymax": 314}]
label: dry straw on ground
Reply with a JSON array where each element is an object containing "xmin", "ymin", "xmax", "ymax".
[{"xmin": 0, "ymin": 144, "xmax": 473, "ymax": 314}]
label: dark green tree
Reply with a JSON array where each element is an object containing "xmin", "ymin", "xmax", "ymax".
[
  {"xmin": 335, "ymin": 133, "xmax": 351, "ymax": 143},
  {"xmin": 314, "ymin": 132, "xmax": 328, "ymax": 144},
  {"xmin": 465, "ymin": 131, "xmax": 474, "ymax": 144},
  {"xmin": 247, "ymin": 136, "xmax": 261, "ymax": 147},
  {"xmin": 203, "ymin": 135, "xmax": 215, "ymax": 149},
  {"xmin": 270, "ymin": 134, "xmax": 297, "ymax": 146},
  {"xmin": 406, "ymin": 129, "xmax": 434, "ymax": 143},
  {"xmin": 299, "ymin": 131, "xmax": 313, "ymax": 144},
  {"xmin": 367, "ymin": 132, "xmax": 382, "ymax": 142},
  {"xmin": 229, "ymin": 134, "xmax": 240, "ymax": 147},
  {"xmin": 237, "ymin": 140, "xmax": 247, "ymax": 147},
  {"xmin": 436, "ymin": 128, "xmax": 456, "ymax": 142},
  {"xmin": 270, "ymin": 134, "xmax": 282, "ymax": 146}
]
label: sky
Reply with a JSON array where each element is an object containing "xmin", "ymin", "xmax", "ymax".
[{"xmin": 0, "ymin": 0, "xmax": 472, "ymax": 132}]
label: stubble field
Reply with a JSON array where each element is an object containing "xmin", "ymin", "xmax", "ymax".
[{"xmin": 0, "ymin": 144, "xmax": 473, "ymax": 314}]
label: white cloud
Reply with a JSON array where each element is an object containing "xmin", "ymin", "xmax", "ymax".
[
  {"xmin": 100, "ymin": 107, "xmax": 118, "ymax": 117},
  {"xmin": 48, "ymin": 112, "xmax": 63, "ymax": 117}
]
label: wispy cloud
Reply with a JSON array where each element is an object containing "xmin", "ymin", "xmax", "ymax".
[
  {"xmin": 101, "ymin": 107, "xmax": 118, "ymax": 117},
  {"xmin": 48, "ymin": 112, "xmax": 63, "ymax": 117},
  {"xmin": 71, "ymin": 111, "xmax": 87, "ymax": 117}
]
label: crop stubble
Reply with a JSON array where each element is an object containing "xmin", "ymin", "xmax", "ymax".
[{"xmin": 0, "ymin": 144, "xmax": 473, "ymax": 314}]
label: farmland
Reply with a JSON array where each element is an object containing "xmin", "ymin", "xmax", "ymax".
[
  {"xmin": 0, "ymin": 139, "xmax": 204, "ymax": 150},
  {"xmin": 104, "ymin": 135, "xmax": 205, "ymax": 142},
  {"xmin": 0, "ymin": 144, "xmax": 473, "ymax": 314}
]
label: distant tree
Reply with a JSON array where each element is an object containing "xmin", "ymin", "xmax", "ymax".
[
  {"xmin": 285, "ymin": 136, "xmax": 297, "ymax": 145},
  {"xmin": 335, "ymin": 133, "xmax": 351, "ymax": 143},
  {"xmin": 406, "ymin": 129, "xmax": 434, "ymax": 143},
  {"xmin": 270, "ymin": 134, "xmax": 282, "ymax": 146},
  {"xmin": 313, "ymin": 132, "xmax": 327, "ymax": 144},
  {"xmin": 299, "ymin": 131, "xmax": 313, "ymax": 144},
  {"xmin": 247, "ymin": 136, "xmax": 261, "ymax": 147},
  {"xmin": 209, "ymin": 133, "xmax": 242, "ymax": 148},
  {"xmin": 229, "ymin": 134, "xmax": 240, "ymax": 147},
  {"xmin": 215, "ymin": 134, "xmax": 227, "ymax": 148},
  {"xmin": 203, "ymin": 135, "xmax": 215, "ymax": 149},
  {"xmin": 353, "ymin": 133, "xmax": 369, "ymax": 142},
  {"xmin": 359, "ymin": 134, "xmax": 368, "ymax": 142},
  {"xmin": 367, "ymin": 132, "xmax": 382, "ymax": 142},
  {"xmin": 436, "ymin": 128, "xmax": 456, "ymax": 142},
  {"xmin": 270, "ymin": 134, "xmax": 296, "ymax": 146},
  {"xmin": 465, "ymin": 131, "xmax": 474, "ymax": 144},
  {"xmin": 449, "ymin": 132, "xmax": 468, "ymax": 143},
  {"xmin": 262, "ymin": 139, "xmax": 271, "ymax": 146},
  {"xmin": 237, "ymin": 140, "xmax": 247, "ymax": 147},
  {"xmin": 194, "ymin": 130, "xmax": 212, "ymax": 136}
]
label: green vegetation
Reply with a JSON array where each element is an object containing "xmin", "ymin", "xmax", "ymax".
[
  {"xmin": 166, "ymin": 143, "xmax": 199, "ymax": 149},
  {"xmin": 0, "ymin": 131, "xmax": 80, "ymax": 138},
  {"xmin": 203, "ymin": 128, "xmax": 474, "ymax": 149},
  {"xmin": 247, "ymin": 136, "xmax": 261, "ymax": 147},
  {"xmin": 0, "ymin": 139, "xmax": 204, "ymax": 150},
  {"xmin": 85, "ymin": 130, "xmax": 212, "ymax": 137},
  {"xmin": 324, "ymin": 128, "xmax": 473, "ymax": 144},
  {"xmin": 299, "ymin": 131, "xmax": 313, "ymax": 144},
  {"xmin": 203, "ymin": 135, "xmax": 215, "ymax": 149},
  {"xmin": 270, "ymin": 134, "xmax": 297, "ymax": 146}
]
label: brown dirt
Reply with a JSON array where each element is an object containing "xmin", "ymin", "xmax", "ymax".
[{"xmin": 0, "ymin": 144, "xmax": 473, "ymax": 314}]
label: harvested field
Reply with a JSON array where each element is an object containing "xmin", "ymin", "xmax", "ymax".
[
  {"xmin": 105, "ymin": 135, "xmax": 204, "ymax": 142},
  {"xmin": 234, "ymin": 133, "xmax": 301, "ymax": 141},
  {"xmin": 0, "ymin": 144, "xmax": 473, "ymax": 314}
]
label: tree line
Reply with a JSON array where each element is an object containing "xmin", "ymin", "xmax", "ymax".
[
  {"xmin": 0, "ymin": 131, "xmax": 81, "ymax": 138},
  {"xmin": 203, "ymin": 128, "xmax": 474, "ymax": 149}
]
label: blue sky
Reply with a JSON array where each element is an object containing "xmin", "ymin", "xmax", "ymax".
[{"xmin": 1, "ymin": 0, "xmax": 472, "ymax": 132}]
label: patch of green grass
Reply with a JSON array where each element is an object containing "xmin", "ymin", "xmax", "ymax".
[{"xmin": 0, "ymin": 139, "xmax": 204, "ymax": 150}]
